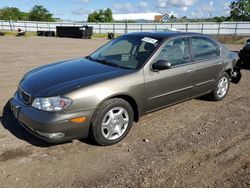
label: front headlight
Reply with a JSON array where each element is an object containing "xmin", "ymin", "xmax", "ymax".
[{"xmin": 32, "ymin": 96, "xmax": 72, "ymax": 112}]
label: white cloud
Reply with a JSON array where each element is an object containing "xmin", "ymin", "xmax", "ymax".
[
  {"xmin": 190, "ymin": 1, "xmax": 215, "ymax": 18},
  {"xmin": 201, "ymin": 1, "xmax": 214, "ymax": 13},
  {"xmin": 156, "ymin": 0, "xmax": 196, "ymax": 15},
  {"xmin": 181, "ymin": 6, "xmax": 188, "ymax": 12},
  {"xmin": 72, "ymin": 8, "xmax": 91, "ymax": 15},
  {"xmin": 79, "ymin": 0, "xmax": 89, "ymax": 3},
  {"xmin": 139, "ymin": 1, "xmax": 148, "ymax": 8},
  {"xmin": 113, "ymin": 2, "xmax": 151, "ymax": 13},
  {"xmin": 156, "ymin": 0, "xmax": 197, "ymax": 8},
  {"xmin": 169, "ymin": 10, "xmax": 179, "ymax": 18},
  {"xmin": 223, "ymin": 1, "xmax": 231, "ymax": 15},
  {"xmin": 113, "ymin": 3, "xmax": 134, "ymax": 13}
]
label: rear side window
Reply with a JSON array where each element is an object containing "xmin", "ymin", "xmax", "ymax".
[{"xmin": 191, "ymin": 37, "xmax": 220, "ymax": 61}]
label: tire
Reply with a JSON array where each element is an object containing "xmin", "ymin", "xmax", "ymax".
[
  {"xmin": 90, "ymin": 98, "xmax": 134, "ymax": 146},
  {"xmin": 208, "ymin": 72, "xmax": 230, "ymax": 101}
]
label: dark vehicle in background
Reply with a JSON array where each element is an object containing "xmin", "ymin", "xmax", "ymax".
[
  {"xmin": 239, "ymin": 39, "xmax": 250, "ymax": 64},
  {"xmin": 10, "ymin": 32, "xmax": 239, "ymax": 146}
]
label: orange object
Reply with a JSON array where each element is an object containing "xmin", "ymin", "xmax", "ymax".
[{"xmin": 70, "ymin": 117, "xmax": 87, "ymax": 123}]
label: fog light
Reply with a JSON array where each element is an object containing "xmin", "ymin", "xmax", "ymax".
[{"xmin": 36, "ymin": 131, "xmax": 65, "ymax": 139}]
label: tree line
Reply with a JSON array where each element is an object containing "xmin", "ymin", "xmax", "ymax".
[
  {"xmin": 0, "ymin": 5, "xmax": 57, "ymax": 22},
  {"xmin": 87, "ymin": 8, "xmax": 113, "ymax": 22}
]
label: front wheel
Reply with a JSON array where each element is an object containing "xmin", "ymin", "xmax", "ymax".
[
  {"xmin": 208, "ymin": 72, "xmax": 230, "ymax": 101},
  {"xmin": 90, "ymin": 98, "xmax": 134, "ymax": 146}
]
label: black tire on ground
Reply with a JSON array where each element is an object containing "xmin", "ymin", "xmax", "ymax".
[
  {"xmin": 208, "ymin": 72, "xmax": 230, "ymax": 101},
  {"xmin": 90, "ymin": 98, "xmax": 134, "ymax": 146}
]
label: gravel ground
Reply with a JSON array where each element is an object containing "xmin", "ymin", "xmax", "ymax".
[{"xmin": 0, "ymin": 37, "xmax": 249, "ymax": 188}]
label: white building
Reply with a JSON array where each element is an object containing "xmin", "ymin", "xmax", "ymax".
[{"xmin": 113, "ymin": 13, "xmax": 167, "ymax": 22}]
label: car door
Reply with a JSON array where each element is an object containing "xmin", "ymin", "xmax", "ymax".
[
  {"xmin": 144, "ymin": 37, "xmax": 194, "ymax": 113},
  {"xmin": 190, "ymin": 36, "xmax": 224, "ymax": 97}
]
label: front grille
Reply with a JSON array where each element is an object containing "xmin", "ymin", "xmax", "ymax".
[{"xmin": 18, "ymin": 86, "xmax": 32, "ymax": 104}]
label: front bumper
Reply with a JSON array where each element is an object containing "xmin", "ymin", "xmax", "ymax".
[{"xmin": 10, "ymin": 92, "xmax": 95, "ymax": 143}]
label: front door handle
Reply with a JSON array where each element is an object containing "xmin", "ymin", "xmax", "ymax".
[{"xmin": 186, "ymin": 69, "xmax": 193, "ymax": 74}]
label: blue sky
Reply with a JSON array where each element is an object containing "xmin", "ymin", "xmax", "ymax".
[{"xmin": 0, "ymin": 0, "xmax": 234, "ymax": 21}]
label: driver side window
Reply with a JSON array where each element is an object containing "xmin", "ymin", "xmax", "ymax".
[{"xmin": 155, "ymin": 38, "xmax": 190, "ymax": 67}]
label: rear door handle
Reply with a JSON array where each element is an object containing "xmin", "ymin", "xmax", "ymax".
[{"xmin": 186, "ymin": 69, "xmax": 193, "ymax": 74}]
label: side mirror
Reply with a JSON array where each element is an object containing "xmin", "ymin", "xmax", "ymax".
[{"xmin": 152, "ymin": 60, "xmax": 171, "ymax": 71}]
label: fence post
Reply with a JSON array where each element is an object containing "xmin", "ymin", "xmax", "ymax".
[
  {"xmin": 140, "ymin": 23, "xmax": 143, "ymax": 32},
  {"xmin": 113, "ymin": 23, "xmax": 115, "ymax": 34},
  {"xmin": 36, "ymin": 22, "xmax": 38, "ymax": 31},
  {"xmin": 99, "ymin": 23, "xmax": 101, "ymax": 34},
  {"xmin": 125, "ymin": 21, "xmax": 128, "ymax": 34},
  {"xmin": 1, "ymin": 21, "xmax": 3, "ymax": 30},
  {"xmin": 185, "ymin": 23, "xmax": 188, "ymax": 32},
  {"xmin": 24, "ymin": 22, "xmax": 27, "ymax": 32},
  {"xmin": 218, "ymin": 23, "xmax": 221, "ymax": 35},
  {"xmin": 201, "ymin": 23, "xmax": 204, "ymax": 34},
  {"xmin": 9, "ymin": 20, "xmax": 12, "ymax": 31},
  {"xmin": 234, "ymin": 23, "xmax": 238, "ymax": 36}
]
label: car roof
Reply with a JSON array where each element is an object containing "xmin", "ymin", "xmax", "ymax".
[{"xmin": 126, "ymin": 31, "xmax": 206, "ymax": 40}]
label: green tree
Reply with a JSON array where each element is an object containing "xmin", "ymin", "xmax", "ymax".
[
  {"xmin": 87, "ymin": 11, "xmax": 99, "ymax": 22},
  {"xmin": 0, "ymin": 7, "xmax": 22, "ymax": 20},
  {"xmin": 170, "ymin": 15, "xmax": 176, "ymax": 19},
  {"xmin": 28, "ymin": 5, "xmax": 55, "ymax": 22},
  {"xmin": 20, "ymin": 12, "xmax": 29, "ymax": 20},
  {"xmin": 98, "ymin": 9, "xmax": 105, "ymax": 22},
  {"xmin": 87, "ymin": 8, "xmax": 113, "ymax": 22},
  {"xmin": 104, "ymin": 8, "xmax": 113, "ymax": 22},
  {"xmin": 213, "ymin": 16, "xmax": 228, "ymax": 23},
  {"xmin": 230, "ymin": 0, "xmax": 250, "ymax": 21}
]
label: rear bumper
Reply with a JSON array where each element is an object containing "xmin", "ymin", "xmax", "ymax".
[{"xmin": 10, "ymin": 92, "xmax": 95, "ymax": 143}]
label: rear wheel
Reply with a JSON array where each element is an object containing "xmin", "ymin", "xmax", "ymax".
[
  {"xmin": 208, "ymin": 72, "xmax": 230, "ymax": 101},
  {"xmin": 90, "ymin": 98, "xmax": 134, "ymax": 146}
]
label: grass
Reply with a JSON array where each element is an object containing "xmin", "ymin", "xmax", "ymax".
[
  {"xmin": 212, "ymin": 35, "xmax": 249, "ymax": 44},
  {"xmin": 1, "ymin": 31, "xmax": 121, "ymax": 39},
  {"xmin": 92, "ymin": 33, "xmax": 121, "ymax": 39},
  {"xmin": 2, "ymin": 31, "xmax": 37, "ymax": 37}
]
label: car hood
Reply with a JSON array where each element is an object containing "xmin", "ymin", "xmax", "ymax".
[{"xmin": 20, "ymin": 58, "xmax": 133, "ymax": 97}]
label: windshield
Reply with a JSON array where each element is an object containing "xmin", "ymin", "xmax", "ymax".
[{"xmin": 89, "ymin": 35, "xmax": 162, "ymax": 69}]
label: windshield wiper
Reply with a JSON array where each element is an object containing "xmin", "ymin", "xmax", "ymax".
[
  {"xmin": 85, "ymin": 56, "xmax": 95, "ymax": 61},
  {"xmin": 85, "ymin": 56, "xmax": 112, "ymax": 65},
  {"xmin": 93, "ymin": 58, "xmax": 125, "ymax": 68},
  {"xmin": 86, "ymin": 56, "xmax": 133, "ymax": 69}
]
